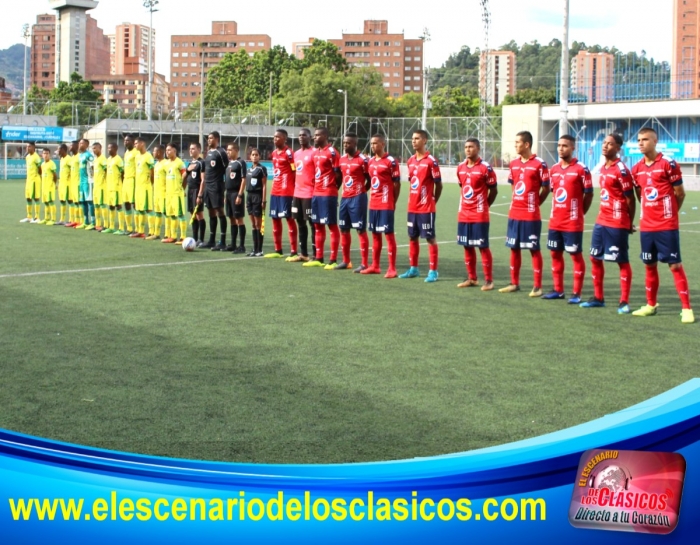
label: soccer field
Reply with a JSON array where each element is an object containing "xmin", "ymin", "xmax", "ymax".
[{"xmin": 1, "ymin": 179, "xmax": 699, "ymax": 464}]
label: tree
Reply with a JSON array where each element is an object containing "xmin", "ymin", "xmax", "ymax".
[
  {"xmin": 429, "ymin": 87, "xmax": 480, "ymax": 117},
  {"xmin": 245, "ymin": 45, "xmax": 299, "ymax": 105},
  {"xmin": 388, "ymin": 92, "xmax": 423, "ymax": 117},
  {"xmin": 50, "ymin": 72, "xmax": 100, "ymax": 102},
  {"xmin": 502, "ymin": 88, "xmax": 557, "ymax": 105},
  {"xmin": 27, "ymin": 84, "xmax": 50, "ymax": 101},
  {"xmin": 203, "ymin": 50, "xmax": 253, "ymax": 109},
  {"xmin": 298, "ymin": 40, "xmax": 348, "ymax": 72}
]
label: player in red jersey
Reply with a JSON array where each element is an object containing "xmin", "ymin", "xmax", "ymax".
[
  {"xmin": 303, "ymin": 127, "xmax": 342, "ymax": 269},
  {"xmin": 456, "ymin": 138, "xmax": 498, "ymax": 291},
  {"xmin": 265, "ymin": 129, "xmax": 298, "ymax": 258},
  {"xmin": 337, "ymin": 133, "xmax": 370, "ymax": 272},
  {"xmin": 499, "ymin": 131, "xmax": 551, "ymax": 297},
  {"xmin": 580, "ymin": 134, "xmax": 636, "ymax": 313},
  {"xmin": 362, "ymin": 134, "xmax": 401, "ymax": 278},
  {"xmin": 288, "ymin": 128, "xmax": 315, "ymax": 262},
  {"xmin": 542, "ymin": 135, "xmax": 593, "ymax": 304},
  {"xmin": 630, "ymin": 127, "xmax": 694, "ymax": 323},
  {"xmin": 399, "ymin": 130, "xmax": 442, "ymax": 283}
]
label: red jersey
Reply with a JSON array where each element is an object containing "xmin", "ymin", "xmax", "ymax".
[
  {"xmin": 293, "ymin": 147, "xmax": 315, "ymax": 199},
  {"xmin": 340, "ymin": 151, "xmax": 369, "ymax": 199},
  {"xmin": 596, "ymin": 159, "xmax": 634, "ymax": 230},
  {"xmin": 456, "ymin": 158, "xmax": 498, "ymax": 224},
  {"xmin": 508, "ymin": 155, "xmax": 550, "ymax": 221},
  {"xmin": 312, "ymin": 145, "xmax": 340, "ymax": 197},
  {"xmin": 368, "ymin": 154, "xmax": 400, "ymax": 211},
  {"xmin": 270, "ymin": 146, "xmax": 296, "ymax": 197},
  {"xmin": 548, "ymin": 158, "xmax": 593, "ymax": 232},
  {"xmin": 631, "ymin": 153, "xmax": 683, "ymax": 232},
  {"xmin": 407, "ymin": 152, "xmax": 442, "ymax": 214}
]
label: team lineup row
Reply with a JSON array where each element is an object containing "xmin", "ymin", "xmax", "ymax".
[{"xmin": 20, "ymin": 126, "xmax": 693, "ymax": 323}]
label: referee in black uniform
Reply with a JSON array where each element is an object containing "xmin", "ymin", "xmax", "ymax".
[
  {"xmin": 197, "ymin": 131, "xmax": 229, "ymax": 250},
  {"xmin": 186, "ymin": 142, "xmax": 206, "ymax": 246},
  {"xmin": 246, "ymin": 148, "xmax": 267, "ymax": 257},
  {"xmin": 224, "ymin": 142, "xmax": 247, "ymax": 253}
]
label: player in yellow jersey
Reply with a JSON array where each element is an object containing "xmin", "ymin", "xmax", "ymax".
[
  {"xmin": 122, "ymin": 135, "xmax": 138, "ymax": 234},
  {"xmin": 148, "ymin": 144, "xmax": 168, "ymax": 240},
  {"xmin": 162, "ymin": 143, "xmax": 188, "ymax": 243},
  {"xmin": 130, "ymin": 136, "xmax": 155, "ymax": 239},
  {"xmin": 66, "ymin": 141, "xmax": 82, "ymax": 228},
  {"xmin": 21, "ymin": 142, "xmax": 42, "ymax": 223},
  {"xmin": 91, "ymin": 142, "xmax": 108, "ymax": 231},
  {"xmin": 55, "ymin": 144, "xmax": 71, "ymax": 225},
  {"xmin": 40, "ymin": 149, "xmax": 57, "ymax": 225},
  {"xmin": 105, "ymin": 143, "xmax": 125, "ymax": 234}
]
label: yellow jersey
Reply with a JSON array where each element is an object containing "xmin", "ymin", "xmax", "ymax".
[
  {"xmin": 41, "ymin": 160, "xmax": 57, "ymax": 187},
  {"xmin": 70, "ymin": 153, "xmax": 80, "ymax": 186},
  {"xmin": 135, "ymin": 151, "xmax": 155, "ymax": 187},
  {"xmin": 26, "ymin": 152, "xmax": 42, "ymax": 181},
  {"xmin": 166, "ymin": 158, "xmax": 186, "ymax": 196},
  {"xmin": 124, "ymin": 147, "xmax": 139, "ymax": 180},
  {"xmin": 59, "ymin": 155, "xmax": 72, "ymax": 185},
  {"xmin": 154, "ymin": 158, "xmax": 168, "ymax": 195},
  {"xmin": 106, "ymin": 155, "xmax": 124, "ymax": 192},
  {"xmin": 93, "ymin": 154, "xmax": 108, "ymax": 188}
]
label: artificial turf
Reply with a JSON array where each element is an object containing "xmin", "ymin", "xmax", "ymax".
[{"xmin": 1, "ymin": 179, "xmax": 699, "ymax": 464}]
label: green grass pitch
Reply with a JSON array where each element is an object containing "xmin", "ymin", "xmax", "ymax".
[{"xmin": 1, "ymin": 179, "xmax": 699, "ymax": 464}]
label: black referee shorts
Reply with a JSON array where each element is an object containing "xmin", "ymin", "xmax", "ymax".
[
  {"xmin": 247, "ymin": 193, "xmax": 263, "ymax": 217},
  {"xmin": 187, "ymin": 186, "xmax": 203, "ymax": 214},
  {"xmin": 292, "ymin": 197, "xmax": 313, "ymax": 221},
  {"xmin": 204, "ymin": 182, "xmax": 225, "ymax": 210},
  {"xmin": 226, "ymin": 191, "xmax": 246, "ymax": 218}
]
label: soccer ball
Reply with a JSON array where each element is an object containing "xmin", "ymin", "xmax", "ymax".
[{"xmin": 182, "ymin": 237, "xmax": 197, "ymax": 251}]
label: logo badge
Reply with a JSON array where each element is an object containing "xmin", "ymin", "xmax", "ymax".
[
  {"xmin": 344, "ymin": 176, "xmax": 354, "ymax": 188},
  {"xmin": 210, "ymin": 160, "xmax": 216, "ymax": 168},
  {"xmin": 514, "ymin": 181, "xmax": 526, "ymax": 196},
  {"xmin": 645, "ymin": 187, "xmax": 659, "ymax": 201},
  {"xmin": 462, "ymin": 185, "xmax": 474, "ymax": 200},
  {"xmin": 600, "ymin": 188, "xmax": 609, "ymax": 202},
  {"xmin": 273, "ymin": 168, "xmax": 281, "ymax": 178},
  {"xmin": 371, "ymin": 177, "xmax": 380, "ymax": 190},
  {"xmin": 296, "ymin": 161, "xmax": 303, "ymax": 172},
  {"xmin": 410, "ymin": 176, "xmax": 420, "ymax": 190},
  {"xmin": 555, "ymin": 187, "xmax": 568, "ymax": 203},
  {"xmin": 569, "ymin": 449, "xmax": 685, "ymax": 535},
  {"xmin": 315, "ymin": 167, "xmax": 321, "ymax": 179}
]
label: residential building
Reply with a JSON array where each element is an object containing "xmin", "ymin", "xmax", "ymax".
[
  {"xmin": 479, "ymin": 50, "xmax": 517, "ymax": 106},
  {"xmin": 113, "ymin": 23, "xmax": 155, "ymax": 76},
  {"xmin": 91, "ymin": 72, "xmax": 169, "ymax": 114},
  {"xmin": 672, "ymin": 0, "xmax": 700, "ymax": 98},
  {"xmin": 30, "ymin": 13, "xmax": 57, "ymax": 91},
  {"xmin": 570, "ymin": 51, "xmax": 614, "ymax": 103}
]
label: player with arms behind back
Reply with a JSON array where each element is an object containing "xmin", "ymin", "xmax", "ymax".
[
  {"xmin": 630, "ymin": 127, "xmax": 694, "ymax": 323},
  {"xmin": 40, "ymin": 148, "xmax": 57, "ymax": 225},
  {"xmin": 456, "ymin": 138, "xmax": 498, "ymax": 291},
  {"xmin": 499, "ymin": 131, "xmax": 551, "ymax": 297},
  {"xmin": 399, "ymin": 130, "xmax": 443, "ymax": 283},
  {"xmin": 580, "ymin": 134, "xmax": 636, "ymax": 313},
  {"xmin": 265, "ymin": 129, "xmax": 298, "ymax": 258},
  {"xmin": 289, "ymin": 128, "xmax": 316, "ymax": 262},
  {"xmin": 20, "ymin": 142, "xmax": 42, "ymax": 223},
  {"xmin": 362, "ymin": 134, "xmax": 401, "ymax": 278},
  {"xmin": 542, "ymin": 135, "xmax": 593, "ymax": 304}
]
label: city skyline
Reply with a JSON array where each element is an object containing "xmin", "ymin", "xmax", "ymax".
[{"xmin": 3, "ymin": 0, "xmax": 674, "ymax": 82}]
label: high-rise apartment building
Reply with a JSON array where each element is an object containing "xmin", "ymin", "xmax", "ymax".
[
  {"xmin": 479, "ymin": 51, "xmax": 517, "ymax": 106},
  {"xmin": 113, "ymin": 23, "xmax": 155, "ymax": 76},
  {"xmin": 170, "ymin": 21, "xmax": 271, "ymax": 109},
  {"xmin": 672, "ymin": 0, "xmax": 700, "ymax": 98},
  {"xmin": 570, "ymin": 51, "xmax": 614, "ymax": 103},
  {"xmin": 30, "ymin": 13, "xmax": 57, "ymax": 91},
  {"xmin": 329, "ymin": 20, "xmax": 423, "ymax": 98}
]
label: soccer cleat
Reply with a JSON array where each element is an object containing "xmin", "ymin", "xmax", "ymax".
[
  {"xmin": 580, "ymin": 298, "xmax": 606, "ymax": 308},
  {"xmin": 529, "ymin": 287, "xmax": 543, "ymax": 298},
  {"xmin": 102, "ymin": 228, "xmax": 114, "ymax": 234},
  {"xmin": 84, "ymin": 225, "xmax": 96, "ymax": 231},
  {"xmin": 384, "ymin": 269, "xmax": 398, "ymax": 279},
  {"xmin": 334, "ymin": 262, "xmax": 351, "ymax": 270},
  {"xmin": 424, "ymin": 270, "xmax": 439, "ymax": 283},
  {"xmin": 254, "ymin": 252, "xmax": 264, "ymax": 257},
  {"xmin": 353, "ymin": 265, "xmax": 367, "ymax": 274},
  {"xmin": 457, "ymin": 279, "xmax": 479, "ymax": 288},
  {"xmin": 30, "ymin": 218, "xmax": 40, "ymax": 224},
  {"xmin": 398, "ymin": 267, "xmax": 420, "ymax": 279},
  {"xmin": 38, "ymin": 219, "xmax": 48, "ymax": 225},
  {"xmin": 212, "ymin": 243, "xmax": 226, "ymax": 251},
  {"xmin": 129, "ymin": 232, "xmax": 141, "ymax": 238},
  {"xmin": 264, "ymin": 251, "xmax": 285, "ymax": 258},
  {"xmin": 247, "ymin": 251, "xmax": 257, "ymax": 257},
  {"xmin": 299, "ymin": 255, "xmax": 310, "ymax": 262},
  {"xmin": 162, "ymin": 237, "xmax": 176, "ymax": 243},
  {"xmin": 54, "ymin": 221, "xmax": 66, "ymax": 226},
  {"xmin": 632, "ymin": 304, "xmax": 658, "ymax": 317},
  {"xmin": 225, "ymin": 244, "xmax": 236, "ymax": 252},
  {"xmin": 75, "ymin": 224, "xmax": 86, "ymax": 229},
  {"xmin": 196, "ymin": 241, "xmax": 205, "ymax": 248},
  {"xmin": 285, "ymin": 254, "xmax": 303, "ymax": 262},
  {"xmin": 20, "ymin": 217, "xmax": 31, "ymax": 223},
  {"xmin": 541, "ymin": 291, "xmax": 565, "ymax": 300},
  {"xmin": 481, "ymin": 282, "xmax": 495, "ymax": 292},
  {"xmin": 45, "ymin": 221, "xmax": 55, "ymax": 226},
  {"xmin": 681, "ymin": 308, "xmax": 696, "ymax": 324},
  {"xmin": 95, "ymin": 226, "xmax": 104, "ymax": 232},
  {"xmin": 113, "ymin": 230, "xmax": 126, "ymax": 235},
  {"xmin": 175, "ymin": 239, "xmax": 184, "ymax": 244},
  {"xmin": 133, "ymin": 233, "xmax": 146, "ymax": 238},
  {"xmin": 324, "ymin": 262, "xmax": 339, "ymax": 270},
  {"xmin": 303, "ymin": 260, "xmax": 325, "ymax": 268},
  {"xmin": 145, "ymin": 234, "xmax": 159, "ymax": 240},
  {"xmin": 233, "ymin": 246, "xmax": 246, "ymax": 254},
  {"xmin": 617, "ymin": 302, "xmax": 631, "ymax": 314},
  {"xmin": 200, "ymin": 241, "xmax": 215, "ymax": 249},
  {"xmin": 568, "ymin": 294, "xmax": 582, "ymax": 305},
  {"xmin": 498, "ymin": 284, "xmax": 520, "ymax": 293},
  {"xmin": 361, "ymin": 266, "xmax": 381, "ymax": 275}
]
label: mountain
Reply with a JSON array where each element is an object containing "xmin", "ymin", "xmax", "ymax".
[{"xmin": 0, "ymin": 44, "xmax": 29, "ymax": 93}]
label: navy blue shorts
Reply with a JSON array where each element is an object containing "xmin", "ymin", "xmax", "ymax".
[
  {"xmin": 339, "ymin": 193, "xmax": 368, "ymax": 231},
  {"xmin": 590, "ymin": 224, "xmax": 629, "ymax": 263},
  {"xmin": 407, "ymin": 212, "xmax": 436, "ymax": 239},
  {"xmin": 311, "ymin": 195, "xmax": 338, "ymax": 225},
  {"xmin": 369, "ymin": 209, "xmax": 395, "ymax": 234},
  {"xmin": 547, "ymin": 229, "xmax": 583, "ymax": 254},
  {"xmin": 640, "ymin": 230, "xmax": 682, "ymax": 265},
  {"xmin": 269, "ymin": 195, "xmax": 293, "ymax": 219},
  {"xmin": 457, "ymin": 222, "xmax": 490, "ymax": 248},
  {"xmin": 506, "ymin": 219, "xmax": 542, "ymax": 250}
]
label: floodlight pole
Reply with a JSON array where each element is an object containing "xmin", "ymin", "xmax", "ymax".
[
  {"xmin": 337, "ymin": 89, "xmax": 347, "ymax": 135},
  {"xmin": 559, "ymin": 0, "xmax": 570, "ymax": 137},
  {"xmin": 23, "ymin": 24, "xmax": 30, "ymax": 116},
  {"xmin": 198, "ymin": 43, "xmax": 205, "ymax": 148},
  {"xmin": 143, "ymin": 0, "xmax": 159, "ymax": 121},
  {"xmin": 420, "ymin": 28, "xmax": 431, "ymax": 131}
]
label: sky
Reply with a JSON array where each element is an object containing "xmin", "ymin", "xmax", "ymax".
[{"xmin": 2, "ymin": 0, "xmax": 673, "ymax": 80}]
